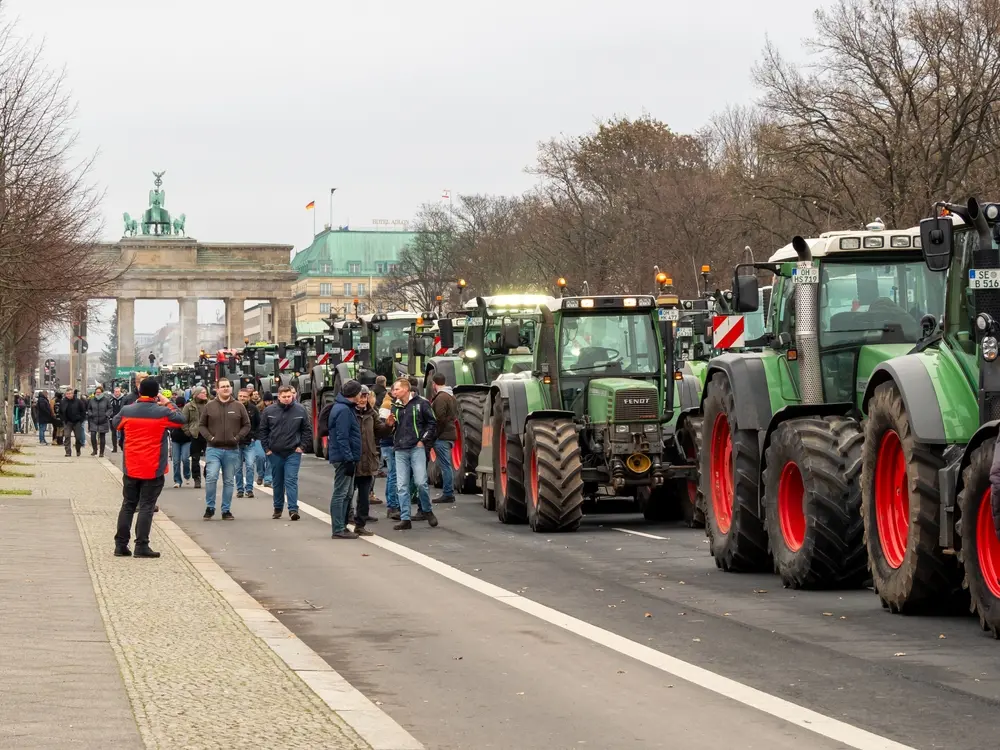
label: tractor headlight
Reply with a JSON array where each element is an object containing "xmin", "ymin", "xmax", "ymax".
[
  {"xmin": 644, "ymin": 423, "xmax": 657, "ymax": 433},
  {"xmin": 464, "ymin": 349, "xmax": 478, "ymax": 359},
  {"xmin": 984, "ymin": 336, "xmax": 999, "ymax": 362},
  {"xmin": 615, "ymin": 424, "xmax": 629, "ymax": 433},
  {"xmin": 977, "ymin": 313, "xmax": 994, "ymax": 333}
]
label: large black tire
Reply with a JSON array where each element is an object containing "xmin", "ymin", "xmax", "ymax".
[
  {"xmin": 957, "ymin": 439, "xmax": 1000, "ymax": 638},
  {"xmin": 493, "ymin": 397, "xmax": 526, "ymax": 524},
  {"xmin": 457, "ymin": 391, "xmax": 488, "ymax": 494},
  {"xmin": 428, "ymin": 452, "xmax": 442, "ymax": 488},
  {"xmin": 678, "ymin": 415, "xmax": 705, "ymax": 528},
  {"xmin": 524, "ymin": 419, "xmax": 584, "ymax": 532},
  {"xmin": 761, "ymin": 416, "xmax": 866, "ymax": 589},
  {"xmin": 861, "ymin": 382, "xmax": 963, "ymax": 612},
  {"xmin": 699, "ymin": 372, "xmax": 770, "ymax": 571}
]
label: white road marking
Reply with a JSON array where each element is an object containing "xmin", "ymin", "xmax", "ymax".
[
  {"xmin": 252, "ymin": 479, "xmax": 915, "ymax": 750},
  {"xmin": 612, "ymin": 527, "xmax": 669, "ymax": 540}
]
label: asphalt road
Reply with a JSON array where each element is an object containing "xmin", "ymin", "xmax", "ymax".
[{"xmin": 112, "ymin": 450, "xmax": 1000, "ymax": 750}]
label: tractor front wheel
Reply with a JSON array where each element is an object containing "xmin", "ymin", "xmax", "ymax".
[
  {"xmin": 457, "ymin": 391, "xmax": 488, "ymax": 494},
  {"xmin": 761, "ymin": 416, "xmax": 865, "ymax": 589},
  {"xmin": 861, "ymin": 382, "xmax": 962, "ymax": 612},
  {"xmin": 957, "ymin": 439, "xmax": 1000, "ymax": 638},
  {"xmin": 678, "ymin": 415, "xmax": 705, "ymax": 528},
  {"xmin": 493, "ymin": 397, "xmax": 526, "ymax": 524},
  {"xmin": 699, "ymin": 372, "xmax": 769, "ymax": 571},
  {"xmin": 525, "ymin": 419, "xmax": 584, "ymax": 532}
]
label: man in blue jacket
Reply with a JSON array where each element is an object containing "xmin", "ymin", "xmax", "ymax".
[
  {"xmin": 328, "ymin": 379, "xmax": 363, "ymax": 539},
  {"xmin": 386, "ymin": 377, "xmax": 438, "ymax": 530}
]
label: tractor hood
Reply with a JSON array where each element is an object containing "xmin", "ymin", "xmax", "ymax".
[{"xmin": 587, "ymin": 378, "xmax": 660, "ymax": 423}]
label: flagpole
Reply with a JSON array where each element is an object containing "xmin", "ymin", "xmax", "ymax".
[{"xmin": 329, "ymin": 187, "xmax": 337, "ymax": 231}]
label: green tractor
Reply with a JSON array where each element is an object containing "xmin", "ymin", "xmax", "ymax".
[
  {"xmin": 430, "ymin": 294, "xmax": 558, "ymax": 495},
  {"xmin": 478, "ymin": 293, "xmax": 682, "ymax": 531},
  {"xmin": 309, "ymin": 317, "xmax": 364, "ymax": 457},
  {"xmin": 699, "ymin": 222, "xmax": 946, "ymax": 589},
  {"xmin": 860, "ymin": 197, "xmax": 1000, "ymax": 636}
]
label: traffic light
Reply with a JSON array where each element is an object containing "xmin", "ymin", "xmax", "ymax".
[{"xmin": 72, "ymin": 321, "xmax": 80, "ymax": 339}]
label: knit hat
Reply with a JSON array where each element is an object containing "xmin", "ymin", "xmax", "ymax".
[
  {"xmin": 341, "ymin": 379, "xmax": 362, "ymax": 398},
  {"xmin": 262, "ymin": 391, "xmax": 274, "ymax": 402},
  {"xmin": 139, "ymin": 379, "xmax": 160, "ymax": 398}
]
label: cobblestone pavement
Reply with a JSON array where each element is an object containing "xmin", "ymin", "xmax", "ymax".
[{"xmin": 43, "ymin": 448, "xmax": 375, "ymax": 750}]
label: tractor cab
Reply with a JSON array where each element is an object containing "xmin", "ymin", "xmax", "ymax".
[
  {"xmin": 359, "ymin": 311, "xmax": 422, "ymax": 381},
  {"xmin": 214, "ymin": 349, "xmax": 250, "ymax": 389},
  {"xmin": 453, "ymin": 294, "xmax": 556, "ymax": 383},
  {"xmin": 242, "ymin": 342, "xmax": 278, "ymax": 391}
]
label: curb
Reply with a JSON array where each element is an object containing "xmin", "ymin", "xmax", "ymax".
[{"xmin": 99, "ymin": 459, "xmax": 424, "ymax": 750}]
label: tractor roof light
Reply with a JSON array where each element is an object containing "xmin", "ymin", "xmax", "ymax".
[
  {"xmin": 557, "ymin": 277, "xmax": 567, "ymax": 288},
  {"xmin": 580, "ymin": 298, "xmax": 595, "ymax": 308},
  {"xmin": 623, "ymin": 297, "xmax": 637, "ymax": 307},
  {"xmin": 458, "ymin": 278, "xmax": 467, "ymax": 288},
  {"xmin": 863, "ymin": 236, "xmax": 885, "ymax": 248},
  {"xmin": 701, "ymin": 265, "xmax": 711, "ymax": 273},
  {"xmin": 655, "ymin": 272, "xmax": 668, "ymax": 284}
]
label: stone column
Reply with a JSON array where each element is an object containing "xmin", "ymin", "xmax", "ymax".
[
  {"xmin": 226, "ymin": 298, "xmax": 245, "ymax": 349},
  {"xmin": 271, "ymin": 298, "xmax": 292, "ymax": 344},
  {"xmin": 179, "ymin": 298, "xmax": 198, "ymax": 363},
  {"xmin": 117, "ymin": 298, "xmax": 135, "ymax": 368}
]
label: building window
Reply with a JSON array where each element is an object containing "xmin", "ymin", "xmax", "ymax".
[
  {"xmin": 376, "ymin": 262, "xmax": 385, "ymax": 274},
  {"xmin": 358, "ymin": 303, "xmax": 367, "ymax": 315},
  {"xmin": 388, "ymin": 263, "xmax": 398, "ymax": 273},
  {"xmin": 357, "ymin": 283, "xmax": 366, "ymax": 296},
  {"xmin": 322, "ymin": 263, "xmax": 331, "ymax": 273},
  {"xmin": 319, "ymin": 303, "xmax": 331, "ymax": 314},
  {"xmin": 320, "ymin": 282, "xmax": 332, "ymax": 296},
  {"xmin": 267, "ymin": 314, "xmax": 272, "ymax": 323},
  {"xmin": 343, "ymin": 282, "xmax": 352, "ymax": 295},
  {"xmin": 348, "ymin": 262, "xmax": 361, "ymax": 274}
]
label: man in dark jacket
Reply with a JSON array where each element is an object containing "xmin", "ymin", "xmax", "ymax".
[
  {"xmin": 199, "ymin": 378, "xmax": 250, "ymax": 520},
  {"xmin": 236, "ymin": 388, "xmax": 261, "ymax": 498},
  {"xmin": 36, "ymin": 391, "xmax": 53, "ymax": 445},
  {"xmin": 112, "ymin": 378, "xmax": 185, "ymax": 558},
  {"xmin": 61, "ymin": 388, "xmax": 88, "ymax": 457},
  {"xmin": 108, "ymin": 386, "xmax": 126, "ymax": 453},
  {"xmin": 430, "ymin": 374, "xmax": 459, "ymax": 503},
  {"xmin": 87, "ymin": 386, "xmax": 113, "ymax": 457},
  {"xmin": 260, "ymin": 385, "xmax": 312, "ymax": 520},
  {"xmin": 387, "ymin": 377, "xmax": 438, "ymax": 530},
  {"xmin": 328, "ymin": 380, "xmax": 363, "ymax": 538}
]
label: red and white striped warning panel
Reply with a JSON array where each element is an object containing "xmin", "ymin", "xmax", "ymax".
[
  {"xmin": 343, "ymin": 349, "xmax": 355, "ymax": 362},
  {"xmin": 315, "ymin": 353, "xmax": 330, "ymax": 365},
  {"xmin": 278, "ymin": 358, "xmax": 290, "ymax": 371},
  {"xmin": 434, "ymin": 336, "xmax": 448, "ymax": 355},
  {"xmin": 712, "ymin": 315, "xmax": 745, "ymax": 349}
]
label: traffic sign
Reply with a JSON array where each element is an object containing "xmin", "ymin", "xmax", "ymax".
[{"xmin": 73, "ymin": 337, "xmax": 88, "ymax": 354}]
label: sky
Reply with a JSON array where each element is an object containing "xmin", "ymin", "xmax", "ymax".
[{"xmin": 15, "ymin": 0, "xmax": 822, "ymax": 352}]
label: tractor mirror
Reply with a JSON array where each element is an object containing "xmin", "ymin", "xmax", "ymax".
[
  {"xmin": 919, "ymin": 216, "xmax": 953, "ymax": 272},
  {"xmin": 732, "ymin": 264, "xmax": 760, "ymax": 313},
  {"xmin": 256, "ymin": 349, "xmax": 265, "ymax": 365},
  {"xmin": 315, "ymin": 337, "xmax": 325, "ymax": 356},
  {"xmin": 502, "ymin": 323, "xmax": 520, "ymax": 350},
  {"xmin": 340, "ymin": 329, "xmax": 353, "ymax": 352},
  {"xmin": 413, "ymin": 339, "xmax": 427, "ymax": 357},
  {"xmin": 277, "ymin": 344, "xmax": 286, "ymax": 359},
  {"xmin": 438, "ymin": 319, "xmax": 455, "ymax": 350}
]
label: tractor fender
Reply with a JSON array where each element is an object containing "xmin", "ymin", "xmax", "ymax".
[
  {"xmin": 454, "ymin": 383, "xmax": 491, "ymax": 397},
  {"xmin": 701, "ymin": 354, "xmax": 772, "ymax": 433},
  {"xmin": 862, "ymin": 359, "xmax": 946, "ymax": 443},
  {"xmin": 333, "ymin": 362, "xmax": 356, "ymax": 388},
  {"xmin": 525, "ymin": 409, "xmax": 576, "ymax": 427},
  {"xmin": 493, "ymin": 379, "xmax": 532, "ymax": 435},
  {"xmin": 676, "ymin": 374, "xmax": 701, "ymax": 412},
  {"xmin": 756, "ymin": 402, "xmax": 854, "ymax": 517}
]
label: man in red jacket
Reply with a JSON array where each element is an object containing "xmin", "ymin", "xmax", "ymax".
[{"xmin": 112, "ymin": 378, "xmax": 185, "ymax": 558}]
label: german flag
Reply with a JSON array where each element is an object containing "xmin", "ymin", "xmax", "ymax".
[{"xmin": 305, "ymin": 200, "xmax": 315, "ymax": 210}]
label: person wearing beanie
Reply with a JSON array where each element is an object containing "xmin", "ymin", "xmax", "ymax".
[
  {"xmin": 259, "ymin": 384, "xmax": 312, "ymax": 520},
  {"xmin": 183, "ymin": 386, "xmax": 210, "ymax": 489},
  {"xmin": 112, "ymin": 378, "xmax": 185, "ymax": 558},
  {"xmin": 327, "ymin": 379, "xmax": 363, "ymax": 538}
]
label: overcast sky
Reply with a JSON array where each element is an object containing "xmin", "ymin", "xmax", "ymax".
[{"xmin": 18, "ymin": 0, "xmax": 821, "ymax": 351}]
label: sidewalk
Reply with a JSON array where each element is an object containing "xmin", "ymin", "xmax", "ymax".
[{"xmin": 0, "ymin": 439, "xmax": 418, "ymax": 750}]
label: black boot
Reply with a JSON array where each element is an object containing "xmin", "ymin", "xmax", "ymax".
[
  {"xmin": 393, "ymin": 520, "xmax": 412, "ymax": 530},
  {"xmin": 133, "ymin": 544, "xmax": 160, "ymax": 558},
  {"xmin": 114, "ymin": 544, "xmax": 131, "ymax": 557}
]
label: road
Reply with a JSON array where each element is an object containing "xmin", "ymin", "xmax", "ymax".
[{"xmin": 112, "ymin": 450, "xmax": 1000, "ymax": 750}]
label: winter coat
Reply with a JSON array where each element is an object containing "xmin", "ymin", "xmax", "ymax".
[
  {"xmin": 259, "ymin": 401, "xmax": 312, "ymax": 457},
  {"xmin": 240, "ymin": 401, "xmax": 261, "ymax": 445},
  {"xmin": 61, "ymin": 396, "xmax": 88, "ymax": 424},
  {"xmin": 109, "ymin": 394, "xmax": 125, "ymax": 418},
  {"xmin": 87, "ymin": 394, "xmax": 113, "ymax": 433},
  {"xmin": 355, "ymin": 405, "xmax": 392, "ymax": 477},
  {"xmin": 52, "ymin": 395, "xmax": 64, "ymax": 426},
  {"xmin": 327, "ymin": 394, "xmax": 362, "ymax": 464},
  {"xmin": 35, "ymin": 394, "xmax": 53, "ymax": 425},
  {"xmin": 182, "ymin": 399, "xmax": 206, "ymax": 441},
  {"xmin": 390, "ymin": 394, "xmax": 437, "ymax": 451},
  {"xmin": 113, "ymin": 398, "xmax": 186, "ymax": 479},
  {"xmin": 431, "ymin": 389, "xmax": 459, "ymax": 442},
  {"xmin": 199, "ymin": 397, "xmax": 250, "ymax": 449}
]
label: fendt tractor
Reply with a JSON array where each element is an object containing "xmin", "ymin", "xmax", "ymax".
[
  {"xmin": 430, "ymin": 293, "xmax": 558, "ymax": 495},
  {"xmin": 310, "ymin": 315, "xmax": 365, "ymax": 457},
  {"xmin": 860, "ymin": 197, "xmax": 1000, "ymax": 637},
  {"xmin": 477, "ymin": 293, "xmax": 686, "ymax": 532},
  {"xmin": 700, "ymin": 221, "xmax": 946, "ymax": 589}
]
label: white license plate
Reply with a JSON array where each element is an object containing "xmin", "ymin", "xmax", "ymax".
[
  {"xmin": 675, "ymin": 327, "xmax": 693, "ymax": 337},
  {"xmin": 969, "ymin": 269, "xmax": 1000, "ymax": 289},
  {"xmin": 792, "ymin": 262, "xmax": 818, "ymax": 284},
  {"xmin": 659, "ymin": 308, "xmax": 679, "ymax": 321}
]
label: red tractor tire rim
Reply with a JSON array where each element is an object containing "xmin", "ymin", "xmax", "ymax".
[
  {"xmin": 499, "ymin": 426, "xmax": 508, "ymax": 495},
  {"xmin": 977, "ymin": 489, "xmax": 1000, "ymax": 599},
  {"xmin": 453, "ymin": 420, "xmax": 463, "ymax": 469},
  {"xmin": 777, "ymin": 461, "xmax": 806, "ymax": 552},
  {"xmin": 530, "ymin": 448, "xmax": 539, "ymax": 508},
  {"xmin": 710, "ymin": 413, "xmax": 734, "ymax": 534},
  {"xmin": 687, "ymin": 480, "xmax": 697, "ymax": 506},
  {"xmin": 874, "ymin": 429, "xmax": 909, "ymax": 569}
]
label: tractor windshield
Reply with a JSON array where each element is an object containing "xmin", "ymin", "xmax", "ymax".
[
  {"xmin": 484, "ymin": 318, "xmax": 537, "ymax": 356},
  {"xmin": 374, "ymin": 320, "xmax": 413, "ymax": 361},
  {"xmin": 559, "ymin": 312, "xmax": 659, "ymax": 375}
]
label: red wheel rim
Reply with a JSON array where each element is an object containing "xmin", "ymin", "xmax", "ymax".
[
  {"xmin": 777, "ymin": 461, "xmax": 806, "ymax": 552},
  {"xmin": 710, "ymin": 413, "xmax": 733, "ymax": 534},
  {"xmin": 499, "ymin": 426, "xmax": 508, "ymax": 495},
  {"xmin": 874, "ymin": 429, "xmax": 909, "ymax": 569},
  {"xmin": 312, "ymin": 398, "xmax": 317, "ymax": 441},
  {"xmin": 687, "ymin": 480, "xmax": 697, "ymax": 506},
  {"xmin": 530, "ymin": 447, "xmax": 539, "ymax": 508},
  {"xmin": 977, "ymin": 489, "xmax": 1000, "ymax": 599},
  {"xmin": 452, "ymin": 420, "xmax": 463, "ymax": 469}
]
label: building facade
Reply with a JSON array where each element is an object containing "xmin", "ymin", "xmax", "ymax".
[
  {"xmin": 290, "ymin": 228, "xmax": 416, "ymax": 326},
  {"xmin": 244, "ymin": 302, "xmax": 273, "ymax": 343}
]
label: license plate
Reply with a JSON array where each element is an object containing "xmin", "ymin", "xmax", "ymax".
[
  {"xmin": 969, "ymin": 269, "xmax": 1000, "ymax": 289},
  {"xmin": 679, "ymin": 351, "xmax": 690, "ymax": 361},
  {"xmin": 658, "ymin": 308, "xmax": 679, "ymax": 321},
  {"xmin": 675, "ymin": 327, "xmax": 693, "ymax": 337},
  {"xmin": 792, "ymin": 262, "xmax": 818, "ymax": 284}
]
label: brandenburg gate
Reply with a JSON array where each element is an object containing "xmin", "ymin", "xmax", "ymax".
[{"xmin": 69, "ymin": 172, "xmax": 297, "ymax": 383}]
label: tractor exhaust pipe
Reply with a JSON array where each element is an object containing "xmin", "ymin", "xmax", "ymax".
[
  {"xmin": 538, "ymin": 305, "xmax": 561, "ymax": 407},
  {"xmin": 968, "ymin": 197, "xmax": 993, "ymax": 253},
  {"xmin": 791, "ymin": 236, "xmax": 823, "ymax": 405}
]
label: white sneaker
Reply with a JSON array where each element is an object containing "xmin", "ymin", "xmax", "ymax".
[{"xmin": 173, "ymin": 482, "xmax": 181, "ymax": 488}]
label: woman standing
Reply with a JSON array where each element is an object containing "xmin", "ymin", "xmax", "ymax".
[
  {"xmin": 36, "ymin": 391, "xmax": 53, "ymax": 445},
  {"xmin": 87, "ymin": 386, "xmax": 113, "ymax": 457}
]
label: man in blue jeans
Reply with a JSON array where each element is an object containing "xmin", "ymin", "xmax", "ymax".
[
  {"xmin": 260, "ymin": 385, "xmax": 312, "ymax": 520},
  {"xmin": 387, "ymin": 377, "xmax": 439, "ymax": 531},
  {"xmin": 328, "ymin": 380, "xmax": 363, "ymax": 539},
  {"xmin": 235, "ymin": 388, "xmax": 261, "ymax": 497},
  {"xmin": 198, "ymin": 378, "xmax": 250, "ymax": 520},
  {"xmin": 255, "ymin": 391, "xmax": 275, "ymax": 487},
  {"xmin": 430, "ymin": 374, "xmax": 459, "ymax": 503}
]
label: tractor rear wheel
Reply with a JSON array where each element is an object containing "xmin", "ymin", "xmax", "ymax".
[
  {"xmin": 525, "ymin": 419, "xmax": 584, "ymax": 532},
  {"xmin": 678, "ymin": 415, "xmax": 705, "ymax": 528},
  {"xmin": 457, "ymin": 391, "xmax": 488, "ymax": 494},
  {"xmin": 761, "ymin": 416, "xmax": 866, "ymax": 589},
  {"xmin": 493, "ymin": 397, "xmax": 526, "ymax": 524},
  {"xmin": 699, "ymin": 372, "xmax": 770, "ymax": 571},
  {"xmin": 861, "ymin": 382, "xmax": 963, "ymax": 612},
  {"xmin": 957, "ymin": 439, "xmax": 1000, "ymax": 638}
]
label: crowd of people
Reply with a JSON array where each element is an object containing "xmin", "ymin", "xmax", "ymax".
[{"xmin": 110, "ymin": 371, "xmax": 459, "ymax": 556}]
